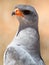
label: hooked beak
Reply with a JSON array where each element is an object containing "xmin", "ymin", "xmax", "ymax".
[
  {"xmin": 12, "ymin": 12, "xmax": 15, "ymax": 15},
  {"xmin": 12, "ymin": 8, "xmax": 24, "ymax": 17}
]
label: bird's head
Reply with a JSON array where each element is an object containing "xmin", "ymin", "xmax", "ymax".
[{"xmin": 12, "ymin": 5, "xmax": 38, "ymax": 30}]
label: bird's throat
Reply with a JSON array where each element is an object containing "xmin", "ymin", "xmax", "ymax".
[{"xmin": 17, "ymin": 20, "xmax": 33, "ymax": 35}]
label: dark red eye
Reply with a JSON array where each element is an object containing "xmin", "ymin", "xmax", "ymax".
[{"xmin": 22, "ymin": 10, "xmax": 31, "ymax": 15}]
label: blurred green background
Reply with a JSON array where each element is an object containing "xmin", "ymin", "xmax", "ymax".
[{"xmin": 0, "ymin": 0, "xmax": 49, "ymax": 65}]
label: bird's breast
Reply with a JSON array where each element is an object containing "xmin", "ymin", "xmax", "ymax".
[{"xmin": 14, "ymin": 28, "xmax": 39, "ymax": 51}]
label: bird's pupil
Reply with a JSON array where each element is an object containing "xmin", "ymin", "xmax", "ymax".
[{"xmin": 22, "ymin": 10, "xmax": 31, "ymax": 15}]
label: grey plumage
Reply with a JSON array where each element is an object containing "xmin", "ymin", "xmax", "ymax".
[{"xmin": 3, "ymin": 5, "xmax": 45, "ymax": 65}]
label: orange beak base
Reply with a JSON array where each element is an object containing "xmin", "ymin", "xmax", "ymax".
[{"xmin": 12, "ymin": 8, "xmax": 24, "ymax": 17}]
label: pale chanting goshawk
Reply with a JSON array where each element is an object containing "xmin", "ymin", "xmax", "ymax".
[{"xmin": 3, "ymin": 5, "xmax": 45, "ymax": 65}]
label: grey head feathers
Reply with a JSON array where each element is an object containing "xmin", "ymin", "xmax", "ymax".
[
  {"xmin": 12, "ymin": 5, "xmax": 38, "ymax": 32},
  {"xmin": 14, "ymin": 5, "xmax": 38, "ymax": 22}
]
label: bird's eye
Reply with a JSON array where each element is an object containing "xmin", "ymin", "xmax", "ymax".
[{"xmin": 22, "ymin": 10, "xmax": 31, "ymax": 15}]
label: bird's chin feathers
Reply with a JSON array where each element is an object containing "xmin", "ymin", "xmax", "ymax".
[{"xmin": 16, "ymin": 15, "xmax": 29, "ymax": 24}]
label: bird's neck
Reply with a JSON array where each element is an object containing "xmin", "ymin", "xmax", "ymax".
[
  {"xmin": 17, "ymin": 19, "xmax": 38, "ymax": 35},
  {"xmin": 17, "ymin": 23, "xmax": 32, "ymax": 35}
]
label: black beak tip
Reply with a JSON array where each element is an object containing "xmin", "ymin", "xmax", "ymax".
[{"xmin": 12, "ymin": 12, "xmax": 15, "ymax": 16}]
